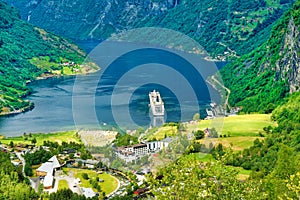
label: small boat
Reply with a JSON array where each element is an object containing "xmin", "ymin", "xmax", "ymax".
[{"xmin": 149, "ymin": 90, "xmax": 165, "ymax": 116}]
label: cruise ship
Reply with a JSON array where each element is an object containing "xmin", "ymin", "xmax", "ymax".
[{"xmin": 149, "ymin": 90, "xmax": 165, "ymax": 116}]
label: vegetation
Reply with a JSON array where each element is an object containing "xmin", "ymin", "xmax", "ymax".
[
  {"xmin": 23, "ymin": 139, "xmax": 92, "ymax": 176},
  {"xmin": 0, "ymin": 1, "xmax": 96, "ymax": 115},
  {"xmin": 113, "ymin": 133, "xmax": 139, "ymax": 147},
  {"xmin": 5, "ymin": 0, "xmax": 293, "ymax": 59},
  {"xmin": 58, "ymin": 180, "xmax": 69, "ymax": 190},
  {"xmin": 139, "ymin": 0, "xmax": 293, "ymax": 58},
  {"xmin": 64, "ymin": 168, "xmax": 119, "ymax": 195},
  {"xmin": 193, "ymin": 130, "xmax": 205, "ymax": 140},
  {"xmin": 220, "ymin": 0, "xmax": 300, "ymax": 113},
  {"xmin": 148, "ymin": 91, "xmax": 300, "ymax": 199},
  {"xmin": 0, "ymin": 151, "xmax": 38, "ymax": 199},
  {"xmin": 144, "ymin": 124, "xmax": 179, "ymax": 141},
  {"xmin": 49, "ymin": 189, "xmax": 97, "ymax": 200},
  {"xmin": 0, "ymin": 131, "xmax": 81, "ymax": 146},
  {"xmin": 197, "ymin": 114, "xmax": 275, "ymax": 137}
]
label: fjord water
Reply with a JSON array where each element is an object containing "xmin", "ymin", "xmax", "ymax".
[{"xmin": 0, "ymin": 41, "xmax": 222, "ymax": 136}]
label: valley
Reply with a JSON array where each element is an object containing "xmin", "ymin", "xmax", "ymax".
[{"xmin": 0, "ymin": 0, "xmax": 299, "ymax": 199}]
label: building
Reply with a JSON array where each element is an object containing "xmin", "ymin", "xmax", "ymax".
[
  {"xmin": 43, "ymin": 173, "xmax": 54, "ymax": 189},
  {"xmin": 81, "ymin": 187, "xmax": 96, "ymax": 198},
  {"xmin": 116, "ymin": 138, "xmax": 172, "ymax": 162},
  {"xmin": 36, "ymin": 162, "xmax": 54, "ymax": 177},
  {"xmin": 36, "ymin": 156, "xmax": 61, "ymax": 176},
  {"xmin": 36, "ymin": 156, "xmax": 61, "ymax": 190}
]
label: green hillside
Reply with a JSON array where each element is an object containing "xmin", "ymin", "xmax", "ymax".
[
  {"xmin": 139, "ymin": 0, "xmax": 293, "ymax": 59},
  {"xmin": 3, "ymin": 0, "xmax": 293, "ymax": 59},
  {"xmin": 0, "ymin": 1, "xmax": 96, "ymax": 115},
  {"xmin": 220, "ymin": 0, "xmax": 300, "ymax": 113}
]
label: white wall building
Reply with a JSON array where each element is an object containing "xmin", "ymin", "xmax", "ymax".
[{"xmin": 116, "ymin": 138, "xmax": 172, "ymax": 162}]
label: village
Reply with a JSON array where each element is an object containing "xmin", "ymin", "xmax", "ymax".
[
  {"xmin": 0, "ymin": 123, "xmax": 209, "ymax": 199},
  {"xmin": 0, "ymin": 109, "xmax": 276, "ymax": 199},
  {"xmin": 0, "ymin": 126, "xmax": 192, "ymax": 199},
  {"xmin": 0, "ymin": 136, "xmax": 127, "ymax": 199}
]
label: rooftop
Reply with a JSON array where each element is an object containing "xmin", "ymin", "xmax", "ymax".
[
  {"xmin": 36, "ymin": 162, "xmax": 54, "ymax": 174},
  {"xmin": 43, "ymin": 173, "xmax": 54, "ymax": 187}
]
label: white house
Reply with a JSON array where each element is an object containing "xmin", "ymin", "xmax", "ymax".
[
  {"xmin": 43, "ymin": 173, "xmax": 54, "ymax": 189},
  {"xmin": 36, "ymin": 156, "xmax": 61, "ymax": 189}
]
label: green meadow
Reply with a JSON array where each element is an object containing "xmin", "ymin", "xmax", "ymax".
[
  {"xmin": 63, "ymin": 168, "xmax": 118, "ymax": 195},
  {"xmin": 196, "ymin": 114, "xmax": 276, "ymax": 137},
  {"xmin": 0, "ymin": 131, "xmax": 81, "ymax": 146}
]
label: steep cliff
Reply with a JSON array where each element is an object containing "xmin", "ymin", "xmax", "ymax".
[
  {"xmin": 276, "ymin": 18, "xmax": 300, "ymax": 93},
  {"xmin": 4, "ymin": 0, "xmax": 293, "ymax": 59},
  {"xmin": 220, "ymin": 0, "xmax": 300, "ymax": 113},
  {"xmin": 5, "ymin": 0, "xmax": 175, "ymax": 40}
]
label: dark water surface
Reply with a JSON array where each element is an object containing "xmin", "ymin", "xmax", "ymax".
[{"xmin": 0, "ymin": 41, "xmax": 223, "ymax": 136}]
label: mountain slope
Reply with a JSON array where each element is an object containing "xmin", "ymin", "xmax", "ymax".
[
  {"xmin": 3, "ymin": 0, "xmax": 293, "ymax": 59},
  {"xmin": 4, "ymin": 0, "xmax": 175, "ymax": 40},
  {"xmin": 220, "ymin": 0, "xmax": 300, "ymax": 113},
  {"xmin": 0, "ymin": 1, "xmax": 95, "ymax": 115}
]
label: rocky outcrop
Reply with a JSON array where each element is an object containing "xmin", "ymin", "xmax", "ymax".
[
  {"xmin": 276, "ymin": 18, "xmax": 300, "ymax": 93},
  {"xmin": 5, "ymin": 0, "xmax": 175, "ymax": 40}
]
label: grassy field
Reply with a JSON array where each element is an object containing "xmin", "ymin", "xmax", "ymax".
[
  {"xmin": 0, "ymin": 131, "xmax": 81, "ymax": 146},
  {"xmin": 193, "ymin": 114, "xmax": 275, "ymax": 150},
  {"xmin": 146, "ymin": 125, "xmax": 178, "ymax": 141},
  {"xmin": 64, "ymin": 168, "xmax": 118, "ymax": 195},
  {"xmin": 200, "ymin": 136, "xmax": 263, "ymax": 151},
  {"xmin": 196, "ymin": 114, "xmax": 275, "ymax": 137},
  {"xmin": 58, "ymin": 180, "xmax": 69, "ymax": 190},
  {"xmin": 145, "ymin": 114, "xmax": 274, "ymax": 151}
]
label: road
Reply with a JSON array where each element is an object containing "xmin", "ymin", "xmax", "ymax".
[
  {"xmin": 207, "ymin": 75, "xmax": 231, "ymax": 109},
  {"xmin": 16, "ymin": 152, "xmax": 39, "ymax": 192}
]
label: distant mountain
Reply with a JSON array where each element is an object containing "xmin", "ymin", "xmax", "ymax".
[
  {"xmin": 220, "ymin": 0, "xmax": 300, "ymax": 113},
  {"xmin": 0, "ymin": 1, "xmax": 96, "ymax": 115},
  {"xmin": 3, "ymin": 0, "xmax": 293, "ymax": 59}
]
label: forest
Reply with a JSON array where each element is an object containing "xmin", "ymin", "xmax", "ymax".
[
  {"xmin": 220, "ymin": 0, "xmax": 300, "ymax": 113},
  {"xmin": 0, "ymin": 1, "xmax": 86, "ymax": 114}
]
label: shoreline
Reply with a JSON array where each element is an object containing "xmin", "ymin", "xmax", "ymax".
[{"xmin": 0, "ymin": 62, "xmax": 100, "ymax": 117}]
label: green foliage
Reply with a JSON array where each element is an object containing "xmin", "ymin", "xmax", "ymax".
[
  {"xmin": 150, "ymin": 91, "xmax": 300, "ymax": 199},
  {"xmin": 82, "ymin": 173, "xmax": 89, "ymax": 180},
  {"xmin": 49, "ymin": 189, "xmax": 97, "ymax": 200},
  {"xmin": 6, "ymin": 0, "xmax": 292, "ymax": 59},
  {"xmin": 113, "ymin": 133, "xmax": 139, "ymax": 147},
  {"xmin": 194, "ymin": 130, "xmax": 205, "ymax": 140},
  {"xmin": 148, "ymin": 155, "xmax": 263, "ymax": 199},
  {"xmin": 0, "ymin": 1, "xmax": 86, "ymax": 114},
  {"xmin": 192, "ymin": 113, "xmax": 200, "ymax": 121},
  {"xmin": 31, "ymin": 138, "xmax": 37, "ymax": 145},
  {"xmin": 24, "ymin": 163, "xmax": 33, "ymax": 177},
  {"xmin": 209, "ymin": 128, "xmax": 219, "ymax": 138},
  {"xmin": 0, "ymin": 152, "xmax": 38, "ymax": 199},
  {"xmin": 220, "ymin": 1, "xmax": 300, "ymax": 112},
  {"xmin": 224, "ymin": 92, "xmax": 300, "ymax": 179},
  {"xmin": 24, "ymin": 147, "xmax": 52, "ymax": 166}
]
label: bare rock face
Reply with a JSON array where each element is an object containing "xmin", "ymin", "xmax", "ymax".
[
  {"xmin": 4, "ymin": 0, "xmax": 175, "ymax": 40},
  {"xmin": 277, "ymin": 18, "xmax": 300, "ymax": 93}
]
